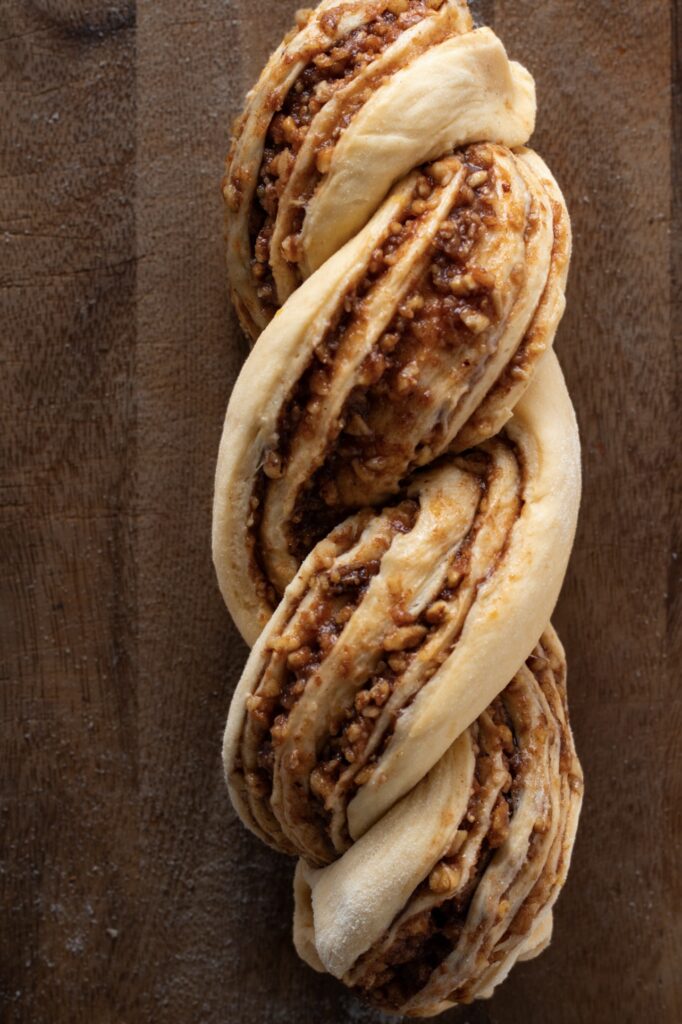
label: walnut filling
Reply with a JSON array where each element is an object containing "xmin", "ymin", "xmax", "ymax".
[
  {"xmin": 251, "ymin": 0, "xmax": 444, "ymax": 312},
  {"xmin": 354, "ymin": 693, "xmax": 518, "ymax": 1009},
  {"xmin": 241, "ymin": 437, "xmax": 524, "ymax": 861},
  {"xmin": 290, "ymin": 151, "xmax": 498, "ymax": 542},
  {"xmin": 308, "ymin": 468, "xmax": 481, "ymax": 808},
  {"xmin": 244, "ymin": 171, "xmax": 438, "ymax": 597},
  {"xmin": 306, "ymin": 443, "xmax": 522, "ymax": 839},
  {"xmin": 241, "ymin": 500, "xmax": 420, "ymax": 821},
  {"xmin": 350, "ymin": 641, "xmax": 572, "ymax": 1013},
  {"xmin": 462, "ymin": 190, "xmax": 570, "ymax": 435},
  {"xmin": 268, "ymin": 178, "xmax": 427, "ymax": 468},
  {"xmin": 245, "ymin": 472, "xmax": 277, "ymax": 611},
  {"xmin": 248, "ymin": 150, "xmax": 500, "ymax": 584}
]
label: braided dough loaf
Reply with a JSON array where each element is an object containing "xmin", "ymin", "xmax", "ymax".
[{"xmin": 215, "ymin": 0, "xmax": 583, "ymax": 1014}]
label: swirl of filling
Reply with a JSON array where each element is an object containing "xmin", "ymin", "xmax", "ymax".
[
  {"xmin": 224, "ymin": 0, "xmax": 535, "ymax": 338},
  {"xmin": 216, "ymin": 142, "xmax": 571, "ymax": 642},
  {"xmin": 293, "ymin": 627, "xmax": 582, "ymax": 1016},
  {"xmin": 224, "ymin": 356, "xmax": 579, "ymax": 865},
  {"xmin": 215, "ymin": 0, "xmax": 582, "ymax": 1016}
]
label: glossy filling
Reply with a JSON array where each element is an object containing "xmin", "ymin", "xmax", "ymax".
[
  {"xmin": 250, "ymin": 0, "xmax": 446, "ymax": 313},
  {"xmin": 351, "ymin": 638, "xmax": 579, "ymax": 1012},
  {"xmin": 247, "ymin": 148, "xmax": 505, "ymax": 602},
  {"xmin": 357, "ymin": 693, "xmax": 519, "ymax": 1009},
  {"xmin": 245, "ymin": 163, "xmax": 442, "ymax": 593},
  {"xmin": 240, "ymin": 500, "xmax": 419, "ymax": 848},
  {"xmin": 239, "ymin": 438, "xmax": 525, "ymax": 861},
  {"xmin": 289, "ymin": 149, "xmax": 499, "ymax": 554}
]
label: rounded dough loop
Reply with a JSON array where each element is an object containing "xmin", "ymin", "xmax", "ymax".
[
  {"xmin": 293, "ymin": 627, "xmax": 582, "ymax": 1016},
  {"xmin": 215, "ymin": 143, "xmax": 572, "ymax": 644},
  {"xmin": 216, "ymin": 0, "xmax": 582, "ymax": 1015},
  {"xmin": 223, "ymin": 0, "xmax": 534, "ymax": 339}
]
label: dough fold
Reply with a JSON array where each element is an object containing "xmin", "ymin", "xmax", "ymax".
[
  {"xmin": 223, "ymin": 0, "xmax": 535, "ymax": 338},
  {"xmin": 293, "ymin": 628, "xmax": 582, "ymax": 1017},
  {"xmin": 215, "ymin": 145, "xmax": 571, "ymax": 644}
]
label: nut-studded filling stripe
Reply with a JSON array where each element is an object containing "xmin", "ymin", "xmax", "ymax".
[
  {"xmin": 242, "ymin": 145, "xmax": 553, "ymax": 605},
  {"xmin": 237, "ymin": 437, "xmax": 526, "ymax": 864},
  {"xmin": 349, "ymin": 634, "xmax": 581, "ymax": 1011},
  {"xmin": 246, "ymin": 0, "xmax": 459, "ymax": 314}
]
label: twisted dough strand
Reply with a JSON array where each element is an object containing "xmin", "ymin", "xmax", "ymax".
[{"xmin": 215, "ymin": 0, "xmax": 582, "ymax": 1015}]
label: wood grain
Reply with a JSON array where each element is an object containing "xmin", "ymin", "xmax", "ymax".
[{"xmin": 1, "ymin": 1, "xmax": 679, "ymax": 1021}]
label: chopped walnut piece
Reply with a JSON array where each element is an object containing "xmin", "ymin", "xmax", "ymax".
[
  {"xmin": 346, "ymin": 722, "xmax": 364, "ymax": 744},
  {"xmin": 245, "ymin": 694, "xmax": 270, "ymax": 727},
  {"xmin": 387, "ymin": 652, "xmax": 408, "ymax": 674},
  {"xmin": 467, "ymin": 170, "xmax": 488, "ymax": 189},
  {"xmin": 281, "ymin": 233, "xmax": 301, "ymax": 263},
  {"xmin": 424, "ymin": 600, "xmax": 448, "ymax": 625},
  {"xmin": 428, "ymin": 862, "xmax": 461, "ymax": 894},
  {"xmin": 287, "ymin": 646, "xmax": 313, "ymax": 671},
  {"xmin": 354, "ymin": 762, "xmax": 376, "ymax": 786},
  {"xmin": 310, "ymin": 765, "xmax": 334, "ymax": 801},
  {"xmin": 489, "ymin": 797, "xmax": 510, "ymax": 848},
  {"xmin": 269, "ymin": 632, "xmax": 305, "ymax": 654},
  {"xmin": 430, "ymin": 160, "xmax": 454, "ymax": 187},
  {"xmin": 354, "ymin": 690, "xmax": 371, "ymax": 713},
  {"xmin": 369, "ymin": 679, "xmax": 391, "ymax": 706},
  {"xmin": 262, "ymin": 449, "xmax": 284, "ymax": 479},
  {"xmin": 384, "ymin": 624, "xmax": 428, "ymax": 651},
  {"xmin": 395, "ymin": 361, "xmax": 420, "ymax": 394},
  {"xmin": 316, "ymin": 145, "xmax": 334, "ymax": 174},
  {"xmin": 460, "ymin": 308, "xmax": 491, "ymax": 334},
  {"xmin": 450, "ymin": 273, "xmax": 477, "ymax": 296}
]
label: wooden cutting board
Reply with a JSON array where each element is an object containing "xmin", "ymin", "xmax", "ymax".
[{"xmin": 1, "ymin": 1, "xmax": 679, "ymax": 1021}]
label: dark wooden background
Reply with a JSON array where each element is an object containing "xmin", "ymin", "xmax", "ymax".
[{"xmin": 1, "ymin": 1, "xmax": 679, "ymax": 1021}]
